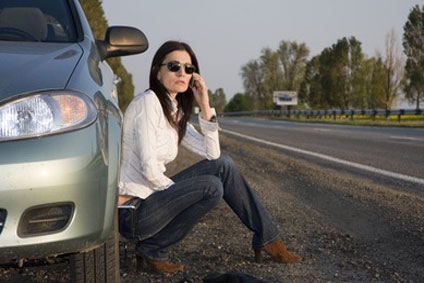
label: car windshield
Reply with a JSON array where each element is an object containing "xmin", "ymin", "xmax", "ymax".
[{"xmin": 0, "ymin": 0, "xmax": 77, "ymax": 42}]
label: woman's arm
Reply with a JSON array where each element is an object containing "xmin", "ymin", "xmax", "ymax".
[
  {"xmin": 181, "ymin": 108, "xmax": 220, "ymax": 160},
  {"xmin": 182, "ymin": 73, "xmax": 220, "ymax": 159}
]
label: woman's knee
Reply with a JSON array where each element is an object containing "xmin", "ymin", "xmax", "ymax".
[
  {"xmin": 203, "ymin": 175, "xmax": 224, "ymax": 200},
  {"xmin": 215, "ymin": 154, "xmax": 236, "ymax": 171}
]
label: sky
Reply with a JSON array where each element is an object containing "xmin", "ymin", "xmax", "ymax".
[{"xmin": 102, "ymin": 0, "xmax": 422, "ymax": 105}]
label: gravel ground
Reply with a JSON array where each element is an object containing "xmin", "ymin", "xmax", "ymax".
[{"xmin": 1, "ymin": 133, "xmax": 424, "ymax": 282}]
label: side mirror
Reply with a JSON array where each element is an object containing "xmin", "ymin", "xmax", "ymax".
[{"xmin": 97, "ymin": 26, "xmax": 148, "ymax": 60}]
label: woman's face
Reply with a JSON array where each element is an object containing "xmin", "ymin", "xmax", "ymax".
[{"xmin": 157, "ymin": 50, "xmax": 193, "ymax": 97}]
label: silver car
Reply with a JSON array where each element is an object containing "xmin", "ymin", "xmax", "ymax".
[{"xmin": 0, "ymin": 0, "xmax": 147, "ymax": 282}]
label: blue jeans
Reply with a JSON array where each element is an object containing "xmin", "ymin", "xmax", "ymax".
[{"xmin": 118, "ymin": 155, "xmax": 280, "ymax": 261}]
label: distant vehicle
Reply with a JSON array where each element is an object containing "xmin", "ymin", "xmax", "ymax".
[{"xmin": 0, "ymin": 0, "xmax": 148, "ymax": 282}]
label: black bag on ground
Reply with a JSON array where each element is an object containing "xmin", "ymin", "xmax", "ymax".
[{"xmin": 203, "ymin": 271, "xmax": 270, "ymax": 283}]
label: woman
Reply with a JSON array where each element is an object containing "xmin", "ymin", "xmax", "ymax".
[{"xmin": 118, "ymin": 41, "xmax": 302, "ymax": 273}]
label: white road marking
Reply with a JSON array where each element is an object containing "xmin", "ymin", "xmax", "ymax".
[
  {"xmin": 313, "ymin": 128, "xmax": 332, "ymax": 132},
  {"xmin": 220, "ymin": 128, "xmax": 424, "ymax": 186},
  {"xmin": 389, "ymin": 136, "xmax": 424, "ymax": 142}
]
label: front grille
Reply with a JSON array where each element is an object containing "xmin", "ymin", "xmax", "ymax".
[
  {"xmin": 0, "ymin": 209, "xmax": 6, "ymax": 235},
  {"xmin": 18, "ymin": 203, "xmax": 74, "ymax": 237}
]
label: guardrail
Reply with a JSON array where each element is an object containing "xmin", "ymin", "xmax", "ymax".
[{"xmin": 221, "ymin": 109, "xmax": 423, "ymax": 122}]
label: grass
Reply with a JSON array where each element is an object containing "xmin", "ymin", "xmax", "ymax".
[{"xmin": 262, "ymin": 114, "xmax": 424, "ymax": 128}]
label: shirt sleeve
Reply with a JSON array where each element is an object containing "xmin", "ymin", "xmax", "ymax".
[
  {"xmin": 181, "ymin": 108, "xmax": 220, "ymax": 159},
  {"xmin": 134, "ymin": 95, "xmax": 174, "ymax": 190}
]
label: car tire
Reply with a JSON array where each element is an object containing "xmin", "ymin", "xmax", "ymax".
[{"xmin": 70, "ymin": 210, "xmax": 120, "ymax": 283}]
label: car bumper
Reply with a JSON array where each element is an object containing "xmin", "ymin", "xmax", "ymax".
[{"xmin": 0, "ymin": 122, "xmax": 118, "ymax": 261}]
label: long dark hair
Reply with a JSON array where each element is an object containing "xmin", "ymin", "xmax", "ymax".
[{"xmin": 149, "ymin": 41, "xmax": 199, "ymax": 144}]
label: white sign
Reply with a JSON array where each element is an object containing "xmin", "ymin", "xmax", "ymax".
[{"xmin": 273, "ymin": 91, "xmax": 298, "ymax": 106}]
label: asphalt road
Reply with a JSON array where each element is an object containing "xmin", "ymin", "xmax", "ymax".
[{"xmin": 218, "ymin": 117, "xmax": 424, "ymax": 189}]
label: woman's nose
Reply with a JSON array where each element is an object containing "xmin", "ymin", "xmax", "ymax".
[
  {"xmin": 176, "ymin": 68, "xmax": 185, "ymax": 76},
  {"xmin": 176, "ymin": 66, "xmax": 189, "ymax": 76}
]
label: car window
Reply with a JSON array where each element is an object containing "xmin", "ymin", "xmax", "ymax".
[{"xmin": 0, "ymin": 0, "xmax": 77, "ymax": 42}]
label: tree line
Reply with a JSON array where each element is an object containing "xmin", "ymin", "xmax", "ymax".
[
  {"xmin": 81, "ymin": 0, "xmax": 135, "ymax": 112},
  {"xmin": 223, "ymin": 4, "xmax": 423, "ymax": 112}
]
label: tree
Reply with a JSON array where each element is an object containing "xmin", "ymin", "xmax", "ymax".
[
  {"xmin": 317, "ymin": 47, "xmax": 339, "ymax": 108},
  {"xmin": 382, "ymin": 29, "xmax": 405, "ymax": 109},
  {"xmin": 350, "ymin": 56, "xmax": 370, "ymax": 109},
  {"xmin": 224, "ymin": 93, "xmax": 254, "ymax": 112},
  {"xmin": 80, "ymin": 0, "xmax": 135, "ymax": 112},
  {"xmin": 209, "ymin": 88, "xmax": 227, "ymax": 113},
  {"xmin": 240, "ymin": 59, "xmax": 267, "ymax": 109},
  {"xmin": 278, "ymin": 41, "xmax": 310, "ymax": 91},
  {"xmin": 260, "ymin": 48, "xmax": 284, "ymax": 99},
  {"xmin": 317, "ymin": 37, "xmax": 364, "ymax": 109},
  {"xmin": 299, "ymin": 56, "xmax": 323, "ymax": 108},
  {"xmin": 339, "ymin": 37, "xmax": 364, "ymax": 109},
  {"xmin": 365, "ymin": 56, "xmax": 386, "ymax": 109},
  {"xmin": 403, "ymin": 4, "xmax": 424, "ymax": 109}
]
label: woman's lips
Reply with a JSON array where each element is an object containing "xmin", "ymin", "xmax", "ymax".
[{"xmin": 176, "ymin": 80, "xmax": 185, "ymax": 85}]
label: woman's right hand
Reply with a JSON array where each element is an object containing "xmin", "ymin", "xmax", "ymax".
[{"xmin": 190, "ymin": 73, "xmax": 212, "ymax": 120}]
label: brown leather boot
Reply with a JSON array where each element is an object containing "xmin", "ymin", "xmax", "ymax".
[
  {"xmin": 136, "ymin": 255, "xmax": 184, "ymax": 273},
  {"xmin": 254, "ymin": 238, "xmax": 302, "ymax": 263}
]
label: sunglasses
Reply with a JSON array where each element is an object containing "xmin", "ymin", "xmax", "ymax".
[{"xmin": 161, "ymin": 61, "xmax": 196, "ymax": 75}]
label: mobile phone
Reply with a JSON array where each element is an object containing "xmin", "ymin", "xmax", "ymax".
[{"xmin": 190, "ymin": 77, "xmax": 196, "ymax": 88}]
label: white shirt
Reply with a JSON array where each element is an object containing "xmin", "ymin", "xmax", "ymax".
[{"xmin": 119, "ymin": 89, "xmax": 220, "ymax": 199}]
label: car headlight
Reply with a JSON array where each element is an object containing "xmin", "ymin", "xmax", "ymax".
[{"xmin": 0, "ymin": 90, "xmax": 97, "ymax": 141}]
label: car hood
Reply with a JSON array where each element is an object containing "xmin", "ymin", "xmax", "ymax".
[{"xmin": 0, "ymin": 41, "xmax": 83, "ymax": 102}]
